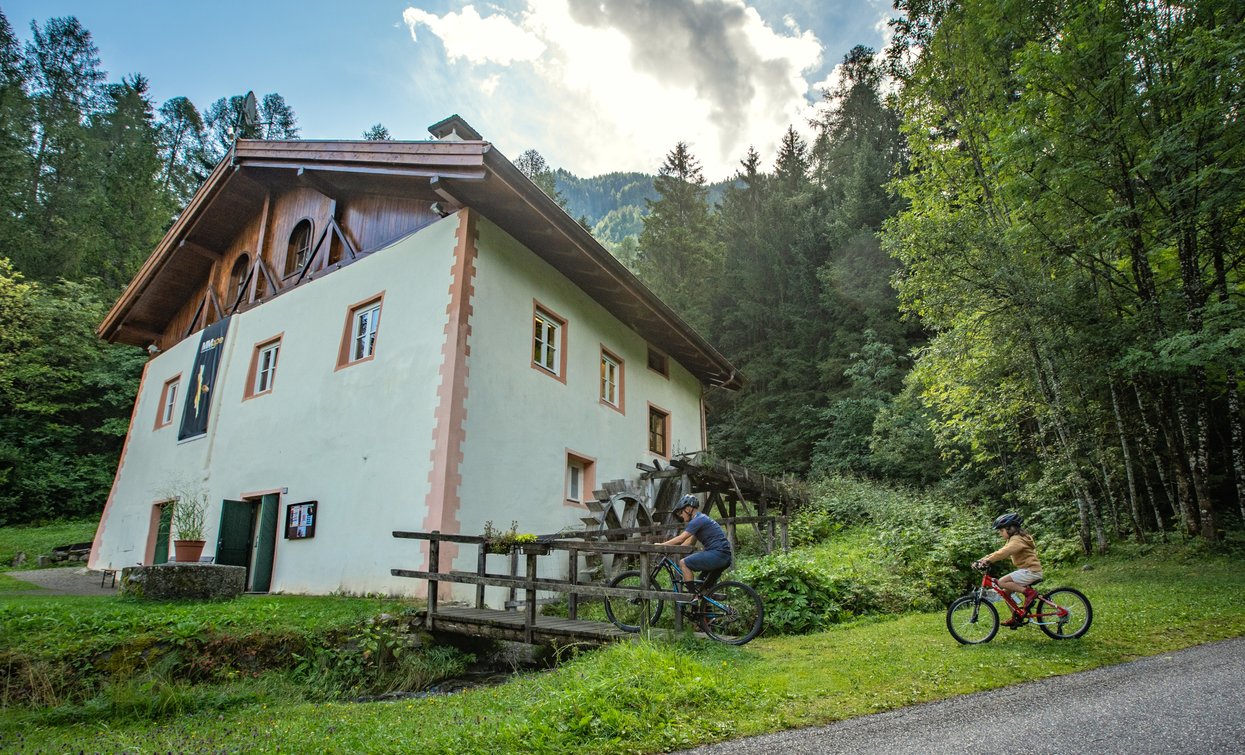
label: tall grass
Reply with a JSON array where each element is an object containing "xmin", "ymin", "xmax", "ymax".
[{"xmin": 6, "ymin": 548, "xmax": 1243, "ymax": 754}]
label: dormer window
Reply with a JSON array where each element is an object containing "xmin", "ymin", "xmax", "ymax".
[
  {"xmin": 285, "ymin": 219, "xmax": 314, "ymax": 277},
  {"xmin": 229, "ymin": 254, "xmax": 250, "ymax": 307}
]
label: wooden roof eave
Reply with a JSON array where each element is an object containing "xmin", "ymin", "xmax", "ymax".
[
  {"xmin": 480, "ymin": 148, "xmax": 743, "ymax": 391},
  {"xmin": 98, "ymin": 147, "xmax": 240, "ymax": 342}
]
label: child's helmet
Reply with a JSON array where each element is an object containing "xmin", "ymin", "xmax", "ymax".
[
  {"xmin": 992, "ymin": 512, "xmax": 1023, "ymax": 529},
  {"xmin": 675, "ymin": 494, "xmax": 699, "ymax": 513}
]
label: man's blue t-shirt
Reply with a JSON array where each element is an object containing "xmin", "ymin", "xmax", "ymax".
[{"xmin": 685, "ymin": 512, "xmax": 731, "ymax": 554}]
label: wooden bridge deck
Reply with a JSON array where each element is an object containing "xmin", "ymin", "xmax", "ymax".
[{"xmin": 430, "ymin": 605, "xmax": 635, "ymax": 646}]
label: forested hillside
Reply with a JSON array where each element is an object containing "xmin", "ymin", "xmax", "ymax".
[
  {"xmin": 0, "ymin": 12, "xmax": 298, "ymax": 524},
  {"xmin": 1, "ymin": 4, "xmax": 1241, "ymax": 555}
]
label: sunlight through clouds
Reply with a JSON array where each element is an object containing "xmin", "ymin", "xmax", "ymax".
[{"xmin": 401, "ymin": 0, "xmax": 830, "ymax": 179}]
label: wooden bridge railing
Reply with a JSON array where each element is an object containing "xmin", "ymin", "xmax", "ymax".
[{"xmin": 391, "ymin": 531, "xmax": 706, "ymax": 644}]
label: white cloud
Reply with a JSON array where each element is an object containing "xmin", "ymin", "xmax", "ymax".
[
  {"xmin": 400, "ymin": 0, "xmax": 831, "ymax": 179},
  {"xmin": 403, "ymin": 5, "xmax": 545, "ymax": 65}
]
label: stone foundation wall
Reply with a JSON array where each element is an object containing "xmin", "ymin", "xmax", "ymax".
[{"xmin": 120, "ymin": 563, "xmax": 247, "ymax": 600}]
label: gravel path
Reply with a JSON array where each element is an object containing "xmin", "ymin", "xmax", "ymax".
[
  {"xmin": 1, "ymin": 565, "xmax": 119, "ymax": 596},
  {"xmin": 678, "ymin": 636, "xmax": 1245, "ymax": 755}
]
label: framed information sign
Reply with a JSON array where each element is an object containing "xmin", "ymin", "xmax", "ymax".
[{"xmin": 285, "ymin": 501, "xmax": 317, "ymax": 540}]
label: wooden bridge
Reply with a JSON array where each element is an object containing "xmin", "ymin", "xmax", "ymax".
[
  {"xmin": 390, "ymin": 530, "xmax": 742, "ymax": 646},
  {"xmin": 392, "ymin": 453, "xmax": 798, "ymax": 646}
]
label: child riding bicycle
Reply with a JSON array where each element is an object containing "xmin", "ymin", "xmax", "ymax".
[
  {"xmin": 659, "ymin": 494, "xmax": 733, "ymax": 594},
  {"xmin": 971, "ymin": 512, "xmax": 1043, "ymax": 628}
]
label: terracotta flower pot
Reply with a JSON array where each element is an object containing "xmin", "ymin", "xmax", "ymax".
[{"xmin": 173, "ymin": 539, "xmax": 207, "ymax": 563}]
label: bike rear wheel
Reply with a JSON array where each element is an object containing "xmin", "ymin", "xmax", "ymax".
[
  {"xmin": 946, "ymin": 595, "xmax": 999, "ymax": 644},
  {"xmin": 604, "ymin": 568, "xmax": 675, "ymax": 632},
  {"xmin": 697, "ymin": 581, "xmax": 764, "ymax": 645},
  {"xmin": 1035, "ymin": 587, "xmax": 1092, "ymax": 639}
]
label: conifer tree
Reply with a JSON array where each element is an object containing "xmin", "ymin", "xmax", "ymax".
[
  {"xmin": 20, "ymin": 16, "xmax": 104, "ymax": 280},
  {"xmin": 637, "ymin": 141, "xmax": 720, "ymax": 333},
  {"xmin": 156, "ymin": 96, "xmax": 209, "ymax": 204}
]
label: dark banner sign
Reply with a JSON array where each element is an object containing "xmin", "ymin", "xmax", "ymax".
[{"xmin": 178, "ymin": 317, "xmax": 230, "ymax": 440}]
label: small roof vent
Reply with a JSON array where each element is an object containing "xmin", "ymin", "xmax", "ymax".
[{"xmin": 427, "ymin": 114, "xmax": 482, "ymax": 141}]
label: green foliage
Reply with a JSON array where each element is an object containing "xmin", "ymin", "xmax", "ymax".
[
  {"xmin": 0, "ymin": 263, "xmax": 146, "ymax": 525},
  {"xmin": 788, "ymin": 504, "xmax": 842, "ymax": 547},
  {"xmin": 734, "ymin": 551, "xmax": 880, "ymax": 634},
  {"xmin": 481, "ymin": 520, "xmax": 537, "ymax": 553},
  {"xmin": 886, "ymin": 0, "xmax": 1245, "ymax": 543},
  {"xmin": 161, "ymin": 481, "xmax": 208, "ymax": 541},
  {"xmin": 0, "ymin": 592, "xmax": 424, "ymax": 712},
  {"xmin": 292, "ymin": 620, "xmax": 471, "ymax": 700}
]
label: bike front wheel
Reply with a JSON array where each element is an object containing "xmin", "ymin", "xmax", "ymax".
[
  {"xmin": 604, "ymin": 568, "xmax": 674, "ymax": 632},
  {"xmin": 1035, "ymin": 587, "xmax": 1092, "ymax": 639},
  {"xmin": 697, "ymin": 581, "xmax": 764, "ymax": 645},
  {"xmin": 946, "ymin": 595, "xmax": 999, "ymax": 644}
]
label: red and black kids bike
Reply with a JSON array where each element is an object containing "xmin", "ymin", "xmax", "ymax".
[{"xmin": 946, "ymin": 564, "xmax": 1093, "ymax": 644}]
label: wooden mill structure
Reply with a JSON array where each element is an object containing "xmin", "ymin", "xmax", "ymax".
[{"xmin": 565, "ymin": 450, "xmax": 808, "ymax": 578}]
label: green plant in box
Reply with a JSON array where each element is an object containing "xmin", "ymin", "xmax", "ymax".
[{"xmin": 481, "ymin": 520, "xmax": 536, "ymax": 554}]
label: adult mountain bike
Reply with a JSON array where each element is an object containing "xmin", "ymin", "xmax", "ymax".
[
  {"xmin": 946, "ymin": 564, "xmax": 1092, "ymax": 644},
  {"xmin": 603, "ymin": 555, "xmax": 764, "ymax": 645}
]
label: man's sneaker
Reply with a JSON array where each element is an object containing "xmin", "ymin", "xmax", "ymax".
[
  {"xmin": 1022, "ymin": 587, "xmax": 1038, "ymax": 606},
  {"xmin": 1002, "ymin": 616, "xmax": 1023, "ymax": 629}
]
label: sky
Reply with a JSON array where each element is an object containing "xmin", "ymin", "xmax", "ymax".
[{"xmin": 4, "ymin": 0, "xmax": 896, "ymax": 181}]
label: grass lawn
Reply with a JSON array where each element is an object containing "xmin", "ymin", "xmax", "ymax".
[
  {"xmin": 0, "ymin": 518, "xmax": 99, "ymax": 570},
  {"xmin": 4, "ymin": 546, "xmax": 1242, "ymax": 753}
]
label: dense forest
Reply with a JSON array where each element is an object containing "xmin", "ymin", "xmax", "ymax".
[{"xmin": 1, "ymin": 3, "xmax": 1242, "ymax": 555}]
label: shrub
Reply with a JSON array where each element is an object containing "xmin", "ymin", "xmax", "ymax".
[
  {"xmin": 789, "ymin": 504, "xmax": 842, "ymax": 547},
  {"xmin": 734, "ymin": 551, "xmax": 880, "ymax": 634}
]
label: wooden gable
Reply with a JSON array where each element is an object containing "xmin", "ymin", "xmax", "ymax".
[{"xmin": 100, "ymin": 127, "xmax": 742, "ymax": 391}]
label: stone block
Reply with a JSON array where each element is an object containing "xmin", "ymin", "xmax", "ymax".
[{"xmin": 120, "ymin": 563, "xmax": 247, "ymax": 600}]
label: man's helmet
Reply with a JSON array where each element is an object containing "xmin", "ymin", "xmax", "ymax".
[
  {"xmin": 992, "ymin": 512, "xmax": 1023, "ymax": 530},
  {"xmin": 675, "ymin": 494, "xmax": 699, "ymax": 513}
]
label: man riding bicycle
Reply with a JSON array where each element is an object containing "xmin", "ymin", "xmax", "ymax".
[{"xmin": 659, "ymin": 494, "xmax": 733, "ymax": 593}]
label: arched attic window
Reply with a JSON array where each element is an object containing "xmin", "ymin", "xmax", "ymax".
[
  {"xmin": 229, "ymin": 254, "xmax": 250, "ymax": 308},
  {"xmin": 284, "ymin": 219, "xmax": 314, "ymax": 277}
]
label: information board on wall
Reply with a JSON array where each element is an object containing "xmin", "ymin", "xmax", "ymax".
[{"xmin": 285, "ymin": 501, "xmax": 317, "ymax": 540}]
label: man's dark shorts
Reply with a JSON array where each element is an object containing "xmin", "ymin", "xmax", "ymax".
[{"xmin": 685, "ymin": 549, "xmax": 731, "ymax": 573}]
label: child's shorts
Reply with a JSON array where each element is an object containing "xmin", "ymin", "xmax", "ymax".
[{"xmin": 1007, "ymin": 568, "xmax": 1043, "ymax": 586}]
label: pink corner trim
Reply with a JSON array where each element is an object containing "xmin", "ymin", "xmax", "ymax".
[{"xmin": 422, "ymin": 209, "xmax": 478, "ymax": 592}]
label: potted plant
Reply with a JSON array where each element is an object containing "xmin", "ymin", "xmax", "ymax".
[
  {"xmin": 169, "ymin": 487, "xmax": 208, "ymax": 563},
  {"xmin": 482, "ymin": 520, "xmax": 539, "ymax": 554}
]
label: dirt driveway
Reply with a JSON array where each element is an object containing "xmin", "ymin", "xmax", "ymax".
[{"xmin": 1, "ymin": 566, "xmax": 119, "ymax": 596}]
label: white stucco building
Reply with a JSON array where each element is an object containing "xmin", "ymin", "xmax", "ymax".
[{"xmin": 89, "ymin": 117, "xmax": 741, "ymax": 596}]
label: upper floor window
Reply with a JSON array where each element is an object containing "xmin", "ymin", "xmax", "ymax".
[
  {"xmin": 229, "ymin": 254, "xmax": 250, "ymax": 307},
  {"xmin": 600, "ymin": 347, "xmax": 624, "ymax": 412},
  {"xmin": 285, "ymin": 219, "xmax": 314, "ymax": 277},
  {"xmin": 154, "ymin": 375, "xmax": 179, "ymax": 430},
  {"xmin": 531, "ymin": 302, "xmax": 567, "ymax": 382},
  {"xmin": 338, "ymin": 294, "xmax": 384, "ymax": 369},
  {"xmin": 647, "ymin": 346, "xmax": 669, "ymax": 378},
  {"xmin": 245, "ymin": 337, "xmax": 281, "ymax": 399},
  {"xmin": 648, "ymin": 404, "xmax": 670, "ymax": 458}
]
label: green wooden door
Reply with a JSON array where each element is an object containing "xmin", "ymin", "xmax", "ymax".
[
  {"xmin": 249, "ymin": 494, "xmax": 279, "ymax": 593},
  {"xmin": 153, "ymin": 505, "xmax": 173, "ymax": 564},
  {"xmin": 216, "ymin": 499, "xmax": 253, "ymax": 568}
]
